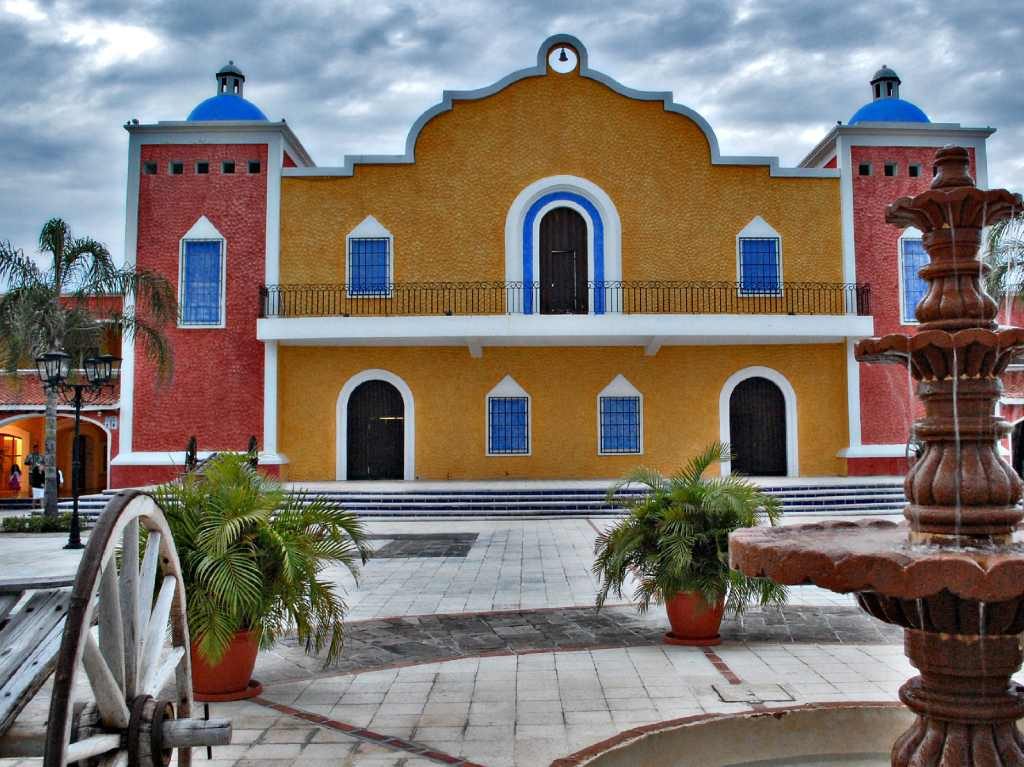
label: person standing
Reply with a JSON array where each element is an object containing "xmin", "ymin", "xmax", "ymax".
[
  {"xmin": 29, "ymin": 462, "xmax": 44, "ymax": 508},
  {"xmin": 24, "ymin": 444, "xmax": 42, "ymax": 472},
  {"xmin": 7, "ymin": 464, "xmax": 22, "ymax": 495}
]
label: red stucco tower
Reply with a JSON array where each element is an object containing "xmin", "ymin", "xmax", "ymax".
[
  {"xmin": 801, "ymin": 66, "xmax": 994, "ymax": 475},
  {"xmin": 111, "ymin": 62, "xmax": 312, "ymax": 487}
]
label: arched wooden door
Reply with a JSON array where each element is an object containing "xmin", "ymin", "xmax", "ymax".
[
  {"xmin": 539, "ymin": 207, "xmax": 588, "ymax": 314},
  {"xmin": 347, "ymin": 380, "xmax": 404, "ymax": 480},
  {"xmin": 729, "ymin": 377, "xmax": 787, "ymax": 476}
]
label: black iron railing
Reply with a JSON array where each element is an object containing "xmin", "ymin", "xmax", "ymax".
[{"xmin": 260, "ymin": 281, "xmax": 871, "ymax": 318}]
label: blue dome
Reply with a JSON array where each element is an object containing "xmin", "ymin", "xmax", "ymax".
[
  {"xmin": 849, "ymin": 98, "xmax": 929, "ymax": 125},
  {"xmin": 187, "ymin": 93, "xmax": 268, "ymax": 122}
]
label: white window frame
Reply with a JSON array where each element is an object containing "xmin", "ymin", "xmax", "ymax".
[
  {"xmin": 898, "ymin": 227, "xmax": 925, "ymax": 325},
  {"xmin": 178, "ymin": 216, "xmax": 227, "ymax": 329},
  {"xmin": 485, "ymin": 375, "xmax": 531, "ymax": 456},
  {"xmin": 346, "ymin": 215, "xmax": 394, "ymax": 298},
  {"xmin": 597, "ymin": 374, "xmax": 643, "ymax": 455},
  {"xmin": 736, "ymin": 216, "xmax": 783, "ymax": 297}
]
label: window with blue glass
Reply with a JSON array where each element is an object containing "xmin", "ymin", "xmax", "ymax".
[
  {"xmin": 739, "ymin": 237, "xmax": 781, "ymax": 294},
  {"xmin": 180, "ymin": 240, "xmax": 224, "ymax": 326},
  {"xmin": 488, "ymin": 397, "xmax": 529, "ymax": 455},
  {"xmin": 348, "ymin": 237, "xmax": 391, "ymax": 296},
  {"xmin": 901, "ymin": 238, "xmax": 928, "ymax": 323},
  {"xmin": 600, "ymin": 396, "xmax": 641, "ymax": 454}
]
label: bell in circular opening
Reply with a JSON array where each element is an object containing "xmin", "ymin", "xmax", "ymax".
[{"xmin": 548, "ymin": 45, "xmax": 578, "ymax": 74}]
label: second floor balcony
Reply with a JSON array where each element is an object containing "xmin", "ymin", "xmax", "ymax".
[
  {"xmin": 256, "ymin": 280, "xmax": 874, "ymax": 350},
  {"xmin": 261, "ymin": 280, "xmax": 871, "ymax": 319}
]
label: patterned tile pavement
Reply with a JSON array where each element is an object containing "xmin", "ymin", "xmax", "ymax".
[{"xmin": 0, "ymin": 514, "xmax": 915, "ymax": 767}]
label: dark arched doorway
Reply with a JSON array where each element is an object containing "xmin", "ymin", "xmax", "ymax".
[
  {"xmin": 347, "ymin": 380, "xmax": 404, "ymax": 480},
  {"xmin": 539, "ymin": 207, "xmax": 588, "ymax": 314},
  {"xmin": 729, "ymin": 377, "xmax": 787, "ymax": 476},
  {"xmin": 1012, "ymin": 421, "xmax": 1024, "ymax": 478}
]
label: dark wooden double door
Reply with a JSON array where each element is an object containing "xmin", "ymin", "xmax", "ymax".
[
  {"xmin": 539, "ymin": 207, "xmax": 588, "ymax": 314},
  {"xmin": 729, "ymin": 377, "xmax": 787, "ymax": 476},
  {"xmin": 347, "ymin": 380, "xmax": 404, "ymax": 480}
]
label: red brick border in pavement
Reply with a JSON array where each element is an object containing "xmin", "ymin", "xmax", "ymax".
[{"xmin": 252, "ymin": 696, "xmax": 488, "ymax": 767}]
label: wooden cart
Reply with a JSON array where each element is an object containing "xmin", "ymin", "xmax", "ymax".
[{"xmin": 0, "ymin": 490, "xmax": 231, "ymax": 766}]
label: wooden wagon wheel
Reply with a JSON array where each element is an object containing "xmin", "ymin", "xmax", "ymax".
[{"xmin": 43, "ymin": 490, "xmax": 203, "ymax": 767}]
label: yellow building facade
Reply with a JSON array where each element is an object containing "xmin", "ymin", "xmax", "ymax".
[{"xmin": 259, "ymin": 35, "xmax": 873, "ymax": 481}]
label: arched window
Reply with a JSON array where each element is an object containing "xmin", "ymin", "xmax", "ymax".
[
  {"xmin": 346, "ymin": 215, "xmax": 393, "ymax": 297},
  {"xmin": 597, "ymin": 375, "xmax": 642, "ymax": 455},
  {"xmin": 179, "ymin": 216, "xmax": 226, "ymax": 327},
  {"xmin": 486, "ymin": 376, "xmax": 531, "ymax": 456},
  {"xmin": 899, "ymin": 227, "xmax": 927, "ymax": 324},
  {"xmin": 736, "ymin": 216, "xmax": 782, "ymax": 296}
]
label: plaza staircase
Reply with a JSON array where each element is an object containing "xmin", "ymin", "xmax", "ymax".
[{"xmin": 5, "ymin": 479, "xmax": 910, "ymax": 521}]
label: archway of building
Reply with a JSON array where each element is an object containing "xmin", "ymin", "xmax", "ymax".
[
  {"xmin": 1012, "ymin": 420, "xmax": 1024, "ymax": 478},
  {"xmin": 0, "ymin": 414, "xmax": 110, "ymax": 498}
]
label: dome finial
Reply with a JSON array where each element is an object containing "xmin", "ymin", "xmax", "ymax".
[
  {"xmin": 870, "ymin": 64, "xmax": 901, "ymax": 100},
  {"xmin": 216, "ymin": 60, "xmax": 246, "ymax": 98}
]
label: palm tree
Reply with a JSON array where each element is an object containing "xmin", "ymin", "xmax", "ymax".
[
  {"xmin": 0, "ymin": 218, "xmax": 177, "ymax": 517},
  {"xmin": 984, "ymin": 211, "xmax": 1024, "ymax": 304}
]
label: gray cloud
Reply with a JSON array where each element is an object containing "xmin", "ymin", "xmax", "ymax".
[{"xmin": 0, "ymin": 0, "xmax": 1021, "ymax": 262}]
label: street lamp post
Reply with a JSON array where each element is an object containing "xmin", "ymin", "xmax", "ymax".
[{"xmin": 36, "ymin": 351, "xmax": 121, "ymax": 550}]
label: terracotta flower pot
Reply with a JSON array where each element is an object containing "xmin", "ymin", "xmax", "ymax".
[
  {"xmin": 191, "ymin": 630, "xmax": 261, "ymax": 700},
  {"xmin": 663, "ymin": 592, "xmax": 726, "ymax": 646}
]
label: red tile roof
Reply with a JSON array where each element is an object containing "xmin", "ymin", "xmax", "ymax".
[{"xmin": 0, "ymin": 374, "xmax": 118, "ymax": 407}]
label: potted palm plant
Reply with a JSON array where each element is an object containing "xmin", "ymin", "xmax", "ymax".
[
  {"xmin": 593, "ymin": 442, "xmax": 786, "ymax": 646},
  {"xmin": 154, "ymin": 453, "xmax": 370, "ymax": 698}
]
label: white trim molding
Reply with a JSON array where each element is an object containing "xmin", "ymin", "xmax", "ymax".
[
  {"xmin": 335, "ymin": 369, "xmax": 415, "ymax": 480},
  {"xmin": 346, "ymin": 215, "xmax": 394, "ymax": 297},
  {"xmin": 284, "ymin": 34, "xmax": 836, "ymax": 180},
  {"xmin": 178, "ymin": 215, "xmax": 227, "ymax": 329},
  {"xmin": 719, "ymin": 366, "xmax": 799, "ymax": 477},
  {"xmin": 258, "ymin": 312, "xmax": 874, "ymax": 347},
  {"xmin": 111, "ymin": 450, "xmax": 288, "ymax": 467},
  {"xmin": 597, "ymin": 374, "xmax": 643, "ymax": 456},
  {"xmin": 263, "ymin": 341, "xmax": 279, "ymax": 456},
  {"xmin": 837, "ymin": 444, "xmax": 908, "ymax": 458},
  {"xmin": 485, "ymin": 375, "xmax": 532, "ymax": 457}
]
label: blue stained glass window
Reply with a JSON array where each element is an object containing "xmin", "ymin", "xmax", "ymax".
[
  {"xmin": 600, "ymin": 396, "xmax": 641, "ymax": 454},
  {"xmin": 181, "ymin": 240, "xmax": 223, "ymax": 325},
  {"xmin": 901, "ymin": 239, "xmax": 928, "ymax": 323},
  {"xmin": 488, "ymin": 397, "xmax": 529, "ymax": 454},
  {"xmin": 349, "ymin": 237, "xmax": 390, "ymax": 296},
  {"xmin": 739, "ymin": 238, "xmax": 781, "ymax": 294}
]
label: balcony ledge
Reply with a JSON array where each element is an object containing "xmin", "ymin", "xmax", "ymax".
[{"xmin": 257, "ymin": 312, "xmax": 874, "ymax": 353}]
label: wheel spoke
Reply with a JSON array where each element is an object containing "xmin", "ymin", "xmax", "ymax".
[
  {"xmin": 119, "ymin": 518, "xmax": 140, "ymax": 697},
  {"xmin": 138, "ymin": 531, "xmax": 162, "ymax": 640},
  {"xmin": 83, "ymin": 634, "xmax": 130, "ymax": 729},
  {"xmin": 97, "ymin": 561, "xmax": 125, "ymax": 694},
  {"xmin": 139, "ymin": 576, "xmax": 176, "ymax": 694},
  {"xmin": 97, "ymin": 750, "xmax": 128, "ymax": 767},
  {"xmin": 65, "ymin": 733, "xmax": 121, "ymax": 763},
  {"xmin": 144, "ymin": 646, "xmax": 185, "ymax": 697}
]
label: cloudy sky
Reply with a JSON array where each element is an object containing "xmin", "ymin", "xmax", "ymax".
[{"xmin": 1, "ymin": 0, "xmax": 1021, "ymax": 262}]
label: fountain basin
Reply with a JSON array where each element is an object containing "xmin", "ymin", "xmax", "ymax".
[
  {"xmin": 730, "ymin": 519, "xmax": 1024, "ymax": 604},
  {"xmin": 550, "ymin": 703, "xmax": 910, "ymax": 767}
]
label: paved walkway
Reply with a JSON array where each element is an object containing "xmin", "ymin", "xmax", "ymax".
[{"xmin": 0, "ymin": 514, "xmax": 913, "ymax": 766}]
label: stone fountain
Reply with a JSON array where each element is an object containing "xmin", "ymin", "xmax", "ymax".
[{"xmin": 731, "ymin": 146, "xmax": 1024, "ymax": 766}]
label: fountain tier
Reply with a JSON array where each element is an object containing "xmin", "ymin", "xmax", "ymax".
[{"xmin": 731, "ymin": 146, "xmax": 1024, "ymax": 765}]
